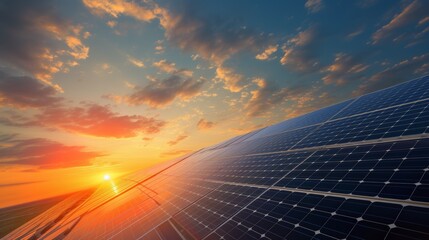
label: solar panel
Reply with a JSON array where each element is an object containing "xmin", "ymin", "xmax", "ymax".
[
  {"xmin": 5, "ymin": 75, "xmax": 429, "ymax": 240},
  {"xmin": 333, "ymin": 75, "xmax": 429, "ymax": 119}
]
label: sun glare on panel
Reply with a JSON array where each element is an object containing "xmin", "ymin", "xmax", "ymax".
[{"xmin": 103, "ymin": 174, "xmax": 110, "ymax": 181}]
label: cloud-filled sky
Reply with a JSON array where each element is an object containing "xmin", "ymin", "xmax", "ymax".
[{"xmin": 0, "ymin": 0, "xmax": 428, "ymax": 207}]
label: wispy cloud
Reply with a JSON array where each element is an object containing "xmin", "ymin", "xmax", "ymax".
[
  {"xmin": 255, "ymin": 45, "xmax": 278, "ymax": 61},
  {"xmin": 372, "ymin": 0, "xmax": 429, "ymax": 44},
  {"xmin": 305, "ymin": 0, "xmax": 324, "ymax": 13},
  {"xmin": 128, "ymin": 56, "xmax": 145, "ymax": 68},
  {"xmin": 123, "ymin": 73, "xmax": 205, "ymax": 108},
  {"xmin": 154, "ymin": 40, "xmax": 165, "ymax": 54},
  {"xmin": 322, "ymin": 53, "xmax": 369, "ymax": 85},
  {"xmin": 197, "ymin": 118, "xmax": 215, "ymax": 130},
  {"xmin": 82, "ymin": 0, "xmax": 157, "ymax": 22},
  {"xmin": 153, "ymin": 59, "xmax": 177, "ymax": 73},
  {"xmin": 215, "ymin": 66, "xmax": 247, "ymax": 92},
  {"xmin": 167, "ymin": 135, "xmax": 188, "ymax": 146}
]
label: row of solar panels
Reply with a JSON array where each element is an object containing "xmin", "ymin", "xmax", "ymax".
[{"xmin": 5, "ymin": 75, "xmax": 429, "ymax": 240}]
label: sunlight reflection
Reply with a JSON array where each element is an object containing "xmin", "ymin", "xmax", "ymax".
[{"xmin": 109, "ymin": 180, "xmax": 119, "ymax": 194}]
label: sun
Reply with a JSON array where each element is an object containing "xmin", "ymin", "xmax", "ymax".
[{"xmin": 103, "ymin": 174, "xmax": 110, "ymax": 181}]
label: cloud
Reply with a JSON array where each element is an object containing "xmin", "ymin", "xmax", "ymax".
[
  {"xmin": 372, "ymin": 0, "xmax": 429, "ymax": 44},
  {"xmin": 83, "ymin": 0, "xmax": 270, "ymax": 65},
  {"xmin": 305, "ymin": 0, "xmax": 324, "ymax": 13},
  {"xmin": 322, "ymin": 53, "xmax": 369, "ymax": 85},
  {"xmin": 255, "ymin": 45, "xmax": 278, "ymax": 61},
  {"xmin": 244, "ymin": 78, "xmax": 289, "ymax": 117},
  {"xmin": 155, "ymin": 40, "xmax": 165, "ymax": 54},
  {"xmin": 0, "ymin": 103, "xmax": 166, "ymax": 138},
  {"xmin": 160, "ymin": 149, "xmax": 191, "ymax": 157},
  {"xmin": 197, "ymin": 118, "xmax": 215, "ymax": 130},
  {"xmin": 82, "ymin": 0, "xmax": 157, "ymax": 22},
  {"xmin": 355, "ymin": 53, "xmax": 429, "ymax": 95},
  {"xmin": 124, "ymin": 73, "xmax": 206, "ymax": 108},
  {"xmin": 280, "ymin": 27, "xmax": 322, "ymax": 72},
  {"xmin": 0, "ymin": 0, "xmax": 89, "ymax": 87},
  {"xmin": 0, "ymin": 71, "xmax": 62, "ymax": 108},
  {"xmin": 153, "ymin": 59, "xmax": 177, "ymax": 73},
  {"xmin": 158, "ymin": 4, "xmax": 268, "ymax": 65},
  {"xmin": 167, "ymin": 135, "xmax": 188, "ymax": 146},
  {"xmin": 36, "ymin": 103, "xmax": 165, "ymax": 138},
  {"xmin": 128, "ymin": 56, "xmax": 145, "ymax": 68},
  {"xmin": 215, "ymin": 66, "xmax": 247, "ymax": 92},
  {"xmin": 0, "ymin": 136, "xmax": 102, "ymax": 169},
  {"xmin": 347, "ymin": 27, "xmax": 365, "ymax": 39}
]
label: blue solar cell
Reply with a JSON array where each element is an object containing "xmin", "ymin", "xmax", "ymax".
[
  {"xmin": 222, "ymin": 125, "xmax": 317, "ymax": 156},
  {"xmin": 387, "ymin": 227, "xmax": 429, "ymax": 240},
  {"xmin": 245, "ymin": 99, "xmax": 354, "ymax": 141},
  {"xmin": 348, "ymin": 221, "xmax": 390, "ymax": 240},
  {"xmin": 294, "ymin": 99, "xmax": 429, "ymax": 149},
  {"xmin": 363, "ymin": 202, "xmax": 402, "ymax": 224},
  {"xmin": 201, "ymin": 188, "xmax": 429, "ymax": 240},
  {"xmin": 333, "ymin": 75, "xmax": 429, "ymax": 119}
]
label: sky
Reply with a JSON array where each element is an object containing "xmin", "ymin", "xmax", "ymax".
[{"xmin": 0, "ymin": 0, "xmax": 428, "ymax": 207}]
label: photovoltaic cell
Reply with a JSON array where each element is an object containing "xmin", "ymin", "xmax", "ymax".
[
  {"xmin": 294, "ymin": 99, "xmax": 429, "ymax": 149},
  {"xmin": 333, "ymin": 75, "xmax": 429, "ymax": 119},
  {"xmin": 245, "ymin": 99, "xmax": 354, "ymax": 141},
  {"xmin": 204, "ymin": 189, "xmax": 429, "ymax": 240},
  {"xmin": 4, "ymin": 75, "xmax": 429, "ymax": 240}
]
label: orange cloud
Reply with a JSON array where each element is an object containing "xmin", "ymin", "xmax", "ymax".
[
  {"xmin": 197, "ymin": 118, "xmax": 215, "ymax": 130},
  {"xmin": 128, "ymin": 56, "xmax": 145, "ymax": 68},
  {"xmin": 0, "ymin": 135, "xmax": 103, "ymax": 169},
  {"xmin": 255, "ymin": 45, "xmax": 278, "ymax": 61},
  {"xmin": 215, "ymin": 66, "xmax": 247, "ymax": 92},
  {"xmin": 153, "ymin": 59, "xmax": 177, "ymax": 73},
  {"xmin": 167, "ymin": 135, "xmax": 188, "ymax": 146},
  {"xmin": 82, "ymin": 0, "xmax": 157, "ymax": 22},
  {"xmin": 35, "ymin": 103, "xmax": 165, "ymax": 138},
  {"xmin": 322, "ymin": 53, "xmax": 368, "ymax": 85},
  {"xmin": 0, "ymin": 69, "xmax": 165, "ymax": 138}
]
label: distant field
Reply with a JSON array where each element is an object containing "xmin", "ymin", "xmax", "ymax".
[{"xmin": 0, "ymin": 193, "xmax": 78, "ymax": 238}]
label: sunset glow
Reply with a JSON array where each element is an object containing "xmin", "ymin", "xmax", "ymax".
[{"xmin": 1, "ymin": 0, "xmax": 429, "ymax": 210}]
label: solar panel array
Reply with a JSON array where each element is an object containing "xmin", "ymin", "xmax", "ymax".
[{"xmin": 5, "ymin": 75, "xmax": 429, "ymax": 240}]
